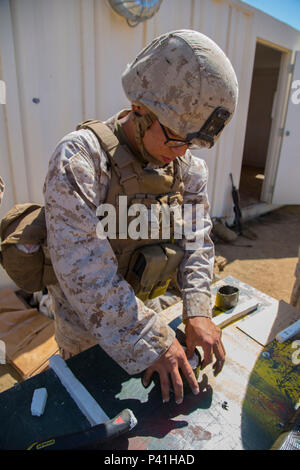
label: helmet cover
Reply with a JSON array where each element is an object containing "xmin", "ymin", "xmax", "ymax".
[{"xmin": 122, "ymin": 29, "xmax": 238, "ymax": 147}]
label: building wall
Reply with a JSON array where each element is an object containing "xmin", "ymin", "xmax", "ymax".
[{"xmin": 0, "ymin": 0, "xmax": 299, "ymax": 289}]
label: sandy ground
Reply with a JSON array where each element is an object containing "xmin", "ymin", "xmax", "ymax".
[
  {"xmin": 214, "ymin": 205, "xmax": 300, "ymax": 303},
  {"xmin": 0, "ymin": 205, "xmax": 299, "ymax": 394}
]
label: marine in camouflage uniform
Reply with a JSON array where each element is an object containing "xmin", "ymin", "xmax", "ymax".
[
  {"xmin": 44, "ymin": 111, "xmax": 214, "ymax": 370},
  {"xmin": 44, "ymin": 30, "xmax": 238, "ymax": 402}
]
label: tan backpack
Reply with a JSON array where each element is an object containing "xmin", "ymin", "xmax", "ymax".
[{"xmin": 0, "ymin": 203, "xmax": 57, "ymax": 293}]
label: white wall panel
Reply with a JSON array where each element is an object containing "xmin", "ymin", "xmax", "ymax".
[
  {"xmin": 9, "ymin": 0, "xmax": 83, "ymax": 203},
  {"xmin": 191, "ymin": 0, "xmax": 233, "ymax": 212},
  {"xmin": 80, "ymin": 0, "xmax": 96, "ymax": 120},
  {"xmin": 152, "ymin": 0, "xmax": 193, "ymax": 35},
  {"xmin": 95, "ymin": 0, "xmax": 145, "ymax": 119},
  {"xmin": 213, "ymin": 5, "xmax": 256, "ymax": 218},
  {"xmin": 0, "ymin": 0, "xmax": 29, "ymax": 213}
]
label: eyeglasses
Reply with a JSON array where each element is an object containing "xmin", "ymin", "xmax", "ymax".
[{"xmin": 158, "ymin": 121, "xmax": 193, "ymax": 148}]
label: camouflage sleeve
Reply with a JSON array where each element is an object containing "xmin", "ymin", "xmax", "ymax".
[
  {"xmin": 178, "ymin": 153, "xmax": 214, "ymax": 319},
  {"xmin": 0, "ymin": 176, "xmax": 4, "ymax": 205},
  {"xmin": 44, "ymin": 130, "xmax": 175, "ymax": 375}
]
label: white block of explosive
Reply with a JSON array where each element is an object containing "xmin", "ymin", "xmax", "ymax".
[{"xmin": 31, "ymin": 388, "xmax": 48, "ymax": 417}]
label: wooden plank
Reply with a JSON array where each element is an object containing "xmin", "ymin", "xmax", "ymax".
[
  {"xmin": 11, "ymin": 322, "xmax": 58, "ymax": 379},
  {"xmin": 159, "ymin": 301, "xmax": 183, "ymax": 325},
  {"xmin": 159, "ymin": 296, "xmax": 258, "ymax": 330},
  {"xmin": 212, "ymin": 300, "xmax": 259, "ymax": 328}
]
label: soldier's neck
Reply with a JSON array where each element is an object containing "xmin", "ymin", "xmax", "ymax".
[{"xmin": 119, "ymin": 112, "xmax": 140, "ymax": 155}]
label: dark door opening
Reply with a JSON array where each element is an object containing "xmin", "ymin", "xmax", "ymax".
[{"xmin": 239, "ymin": 42, "xmax": 282, "ymax": 208}]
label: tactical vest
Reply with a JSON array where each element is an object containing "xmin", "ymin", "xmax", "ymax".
[
  {"xmin": 0, "ymin": 120, "xmax": 185, "ymax": 299},
  {"xmin": 77, "ymin": 120, "xmax": 185, "ymax": 300}
]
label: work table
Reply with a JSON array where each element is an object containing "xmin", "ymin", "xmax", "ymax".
[{"xmin": 0, "ymin": 277, "xmax": 299, "ymax": 450}]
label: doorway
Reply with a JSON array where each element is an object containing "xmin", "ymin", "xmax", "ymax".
[{"xmin": 239, "ymin": 42, "xmax": 282, "ymax": 208}]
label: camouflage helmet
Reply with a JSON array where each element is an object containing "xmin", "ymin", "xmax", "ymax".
[{"xmin": 122, "ymin": 29, "xmax": 238, "ymax": 148}]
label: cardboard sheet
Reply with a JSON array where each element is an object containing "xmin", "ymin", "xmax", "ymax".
[{"xmin": 0, "ymin": 287, "xmax": 58, "ymax": 378}]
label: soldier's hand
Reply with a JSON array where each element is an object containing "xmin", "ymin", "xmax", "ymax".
[
  {"xmin": 142, "ymin": 338, "xmax": 200, "ymax": 404},
  {"xmin": 185, "ymin": 316, "xmax": 226, "ymax": 376}
]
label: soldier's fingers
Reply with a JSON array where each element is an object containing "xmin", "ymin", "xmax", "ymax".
[
  {"xmin": 212, "ymin": 341, "xmax": 226, "ymax": 376},
  {"xmin": 185, "ymin": 340, "xmax": 196, "ymax": 360},
  {"xmin": 215, "ymin": 337, "xmax": 226, "ymax": 360},
  {"xmin": 142, "ymin": 367, "xmax": 154, "ymax": 388},
  {"xmin": 170, "ymin": 368, "xmax": 184, "ymax": 405},
  {"xmin": 201, "ymin": 343, "xmax": 214, "ymax": 370},
  {"xmin": 180, "ymin": 356, "xmax": 199, "ymax": 395},
  {"xmin": 213, "ymin": 360, "xmax": 224, "ymax": 376},
  {"xmin": 159, "ymin": 369, "xmax": 171, "ymax": 403}
]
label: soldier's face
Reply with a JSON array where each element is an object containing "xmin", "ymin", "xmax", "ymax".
[{"xmin": 142, "ymin": 119, "xmax": 188, "ymax": 164}]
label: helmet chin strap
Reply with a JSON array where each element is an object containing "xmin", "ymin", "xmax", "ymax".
[{"xmin": 132, "ymin": 111, "xmax": 164, "ymax": 166}]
